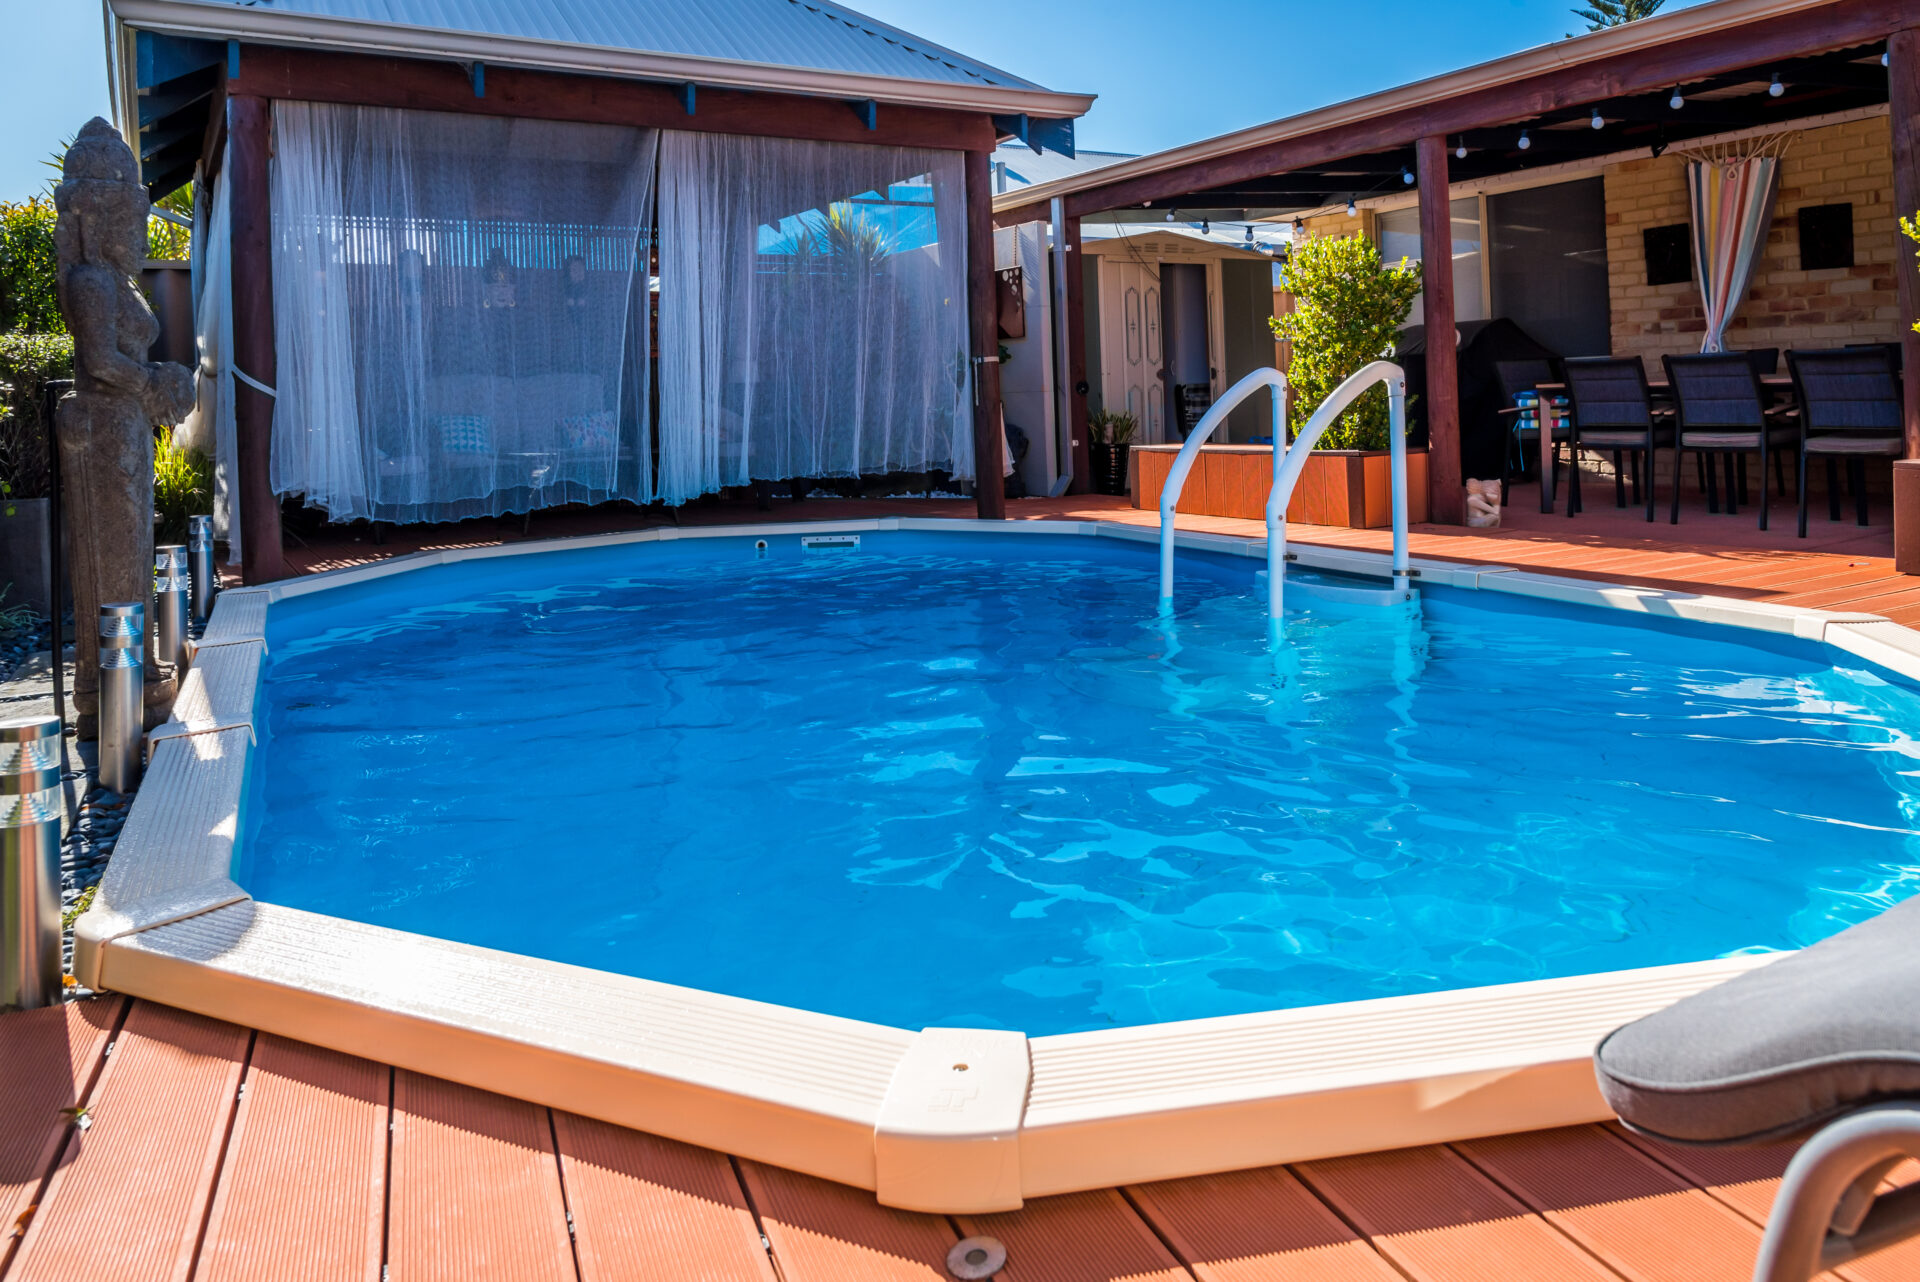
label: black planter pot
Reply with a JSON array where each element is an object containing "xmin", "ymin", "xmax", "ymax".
[{"xmin": 1090, "ymin": 442, "xmax": 1132, "ymax": 497}]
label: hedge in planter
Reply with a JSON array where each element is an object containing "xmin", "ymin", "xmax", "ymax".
[{"xmin": 1270, "ymin": 234, "xmax": 1421, "ymax": 450}]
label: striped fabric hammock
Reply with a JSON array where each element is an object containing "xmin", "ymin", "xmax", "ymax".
[{"xmin": 1682, "ymin": 133, "xmax": 1789, "ymax": 354}]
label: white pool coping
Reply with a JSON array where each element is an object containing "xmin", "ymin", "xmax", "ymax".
[{"xmin": 74, "ymin": 516, "xmax": 1920, "ymax": 1213}]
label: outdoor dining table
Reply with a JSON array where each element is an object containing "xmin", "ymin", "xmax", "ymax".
[{"xmin": 1527, "ymin": 376, "xmax": 1795, "ymax": 516}]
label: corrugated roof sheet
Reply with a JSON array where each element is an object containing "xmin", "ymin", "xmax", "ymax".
[{"xmin": 164, "ymin": 0, "xmax": 1046, "ymax": 90}]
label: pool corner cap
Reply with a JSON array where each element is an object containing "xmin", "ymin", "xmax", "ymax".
[{"xmin": 874, "ymin": 1026, "xmax": 1030, "ymax": 1213}]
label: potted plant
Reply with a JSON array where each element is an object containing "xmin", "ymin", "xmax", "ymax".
[
  {"xmin": 1260, "ymin": 232, "xmax": 1426, "ymax": 527},
  {"xmin": 1088, "ymin": 408, "xmax": 1137, "ymax": 497}
]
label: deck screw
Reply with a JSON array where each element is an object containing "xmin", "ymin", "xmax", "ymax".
[{"xmin": 946, "ymin": 1236, "xmax": 1007, "ymax": 1279}]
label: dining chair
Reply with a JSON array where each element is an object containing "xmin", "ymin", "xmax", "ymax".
[
  {"xmin": 1493, "ymin": 358, "xmax": 1566, "ymax": 507},
  {"xmin": 1786, "ymin": 347, "xmax": 1904, "ymax": 537},
  {"xmin": 1662, "ymin": 353, "xmax": 1797, "ymax": 530},
  {"xmin": 1561, "ymin": 357, "xmax": 1671, "ymax": 522}
]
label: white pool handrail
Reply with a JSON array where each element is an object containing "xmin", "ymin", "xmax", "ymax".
[
  {"xmin": 1157, "ymin": 361, "xmax": 1412, "ymax": 620},
  {"xmin": 1263, "ymin": 361, "xmax": 1411, "ymax": 619},
  {"xmin": 1157, "ymin": 367, "xmax": 1286, "ymax": 611}
]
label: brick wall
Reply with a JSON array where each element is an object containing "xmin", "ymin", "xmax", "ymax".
[{"xmin": 1605, "ymin": 113, "xmax": 1903, "ymax": 373}]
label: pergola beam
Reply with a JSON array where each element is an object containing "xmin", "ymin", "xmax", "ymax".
[{"xmin": 993, "ymin": 1, "xmax": 1920, "ymax": 226}]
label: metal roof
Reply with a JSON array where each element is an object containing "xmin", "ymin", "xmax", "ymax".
[{"xmin": 110, "ymin": 0, "xmax": 1094, "ymax": 117}]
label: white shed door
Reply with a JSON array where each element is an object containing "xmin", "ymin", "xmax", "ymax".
[{"xmin": 1100, "ymin": 258, "xmax": 1164, "ymax": 442}]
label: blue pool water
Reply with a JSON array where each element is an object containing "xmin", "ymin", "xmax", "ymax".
[{"xmin": 241, "ymin": 530, "xmax": 1920, "ymax": 1035}]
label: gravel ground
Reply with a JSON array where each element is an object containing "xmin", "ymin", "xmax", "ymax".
[{"xmin": 0, "ymin": 609, "xmax": 203, "ymax": 998}]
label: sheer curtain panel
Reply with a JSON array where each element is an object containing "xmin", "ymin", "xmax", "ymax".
[
  {"xmin": 271, "ymin": 104, "xmax": 658, "ymax": 523},
  {"xmin": 655, "ymin": 133, "xmax": 972, "ymax": 506}
]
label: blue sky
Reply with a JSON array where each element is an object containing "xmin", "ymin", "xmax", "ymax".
[{"xmin": 4, "ymin": 0, "xmax": 1709, "ymax": 202}]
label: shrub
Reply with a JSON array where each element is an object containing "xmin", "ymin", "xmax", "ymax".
[
  {"xmin": 0, "ymin": 332, "xmax": 74, "ymax": 505},
  {"xmin": 1270, "ymin": 234, "xmax": 1422, "ymax": 450},
  {"xmin": 0, "ymin": 197, "xmax": 62, "ymax": 334},
  {"xmin": 155, "ymin": 430, "xmax": 212, "ymax": 544}
]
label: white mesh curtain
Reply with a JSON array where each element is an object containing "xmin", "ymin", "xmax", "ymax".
[
  {"xmin": 270, "ymin": 104, "xmax": 659, "ymax": 523},
  {"xmin": 181, "ymin": 141, "xmax": 241, "ymax": 562},
  {"xmin": 655, "ymin": 133, "xmax": 972, "ymax": 505}
]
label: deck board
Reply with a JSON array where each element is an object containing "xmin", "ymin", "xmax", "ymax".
[
  {"xmin": 193, "ymin": 1035, "xmax": 387, "ymax": 1282},
  {"xmin": 1453, "ymin": 1125, "xmax": 1778, "ymax": 1282},
  {"xmin": 555, "ymin": 1113, "xmax": 774, "ymax": 1282},
  {"xmin": 5, "ymin": 1003, "xmax": 249, "ymax": 1282},
  {"xmin": 387, "ymin": 1073, "xmax": 576, "ymax": 1282},
  {"xmin": 1126, "ymin": 1166, "xmax": 1402, "ymax": 1281},
  {"xmin": 0, "ymin": 997, "xmax": 123, "ymax": 1277},
  {"xmin": 957, "ymin": 1188, "xmax": 1191, "ymax": 1282},
  {"xmin": 9, "ymin": 1000, "xmax": 1920, "ymax": 1280},
  {"xmin": 1614, "ymin": 1129, "xmax": 1920, "ymax": 1282},
  {"xmin": 737, "ymin": 1160, "xmax": 955, "ymax": 1282},
  {"xmin": 1295, "ymin": 1144, "xmax": 1622, "ymax": 1282}
]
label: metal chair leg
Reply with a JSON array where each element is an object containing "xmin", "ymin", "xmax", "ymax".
[
  {"xmin": 1851, "ymin": 458, "xmax": 1870, "ymax": 526},
  {"xmin": 1751, "ymin": 1103, "xmax": 1920, "ymax": 1282},
  {"xmin": 1671, "ymin": 446, "xmax": 1685, "ymax": 525},
  {"xmin": 1758, "ymin": 442, "xmax": 1770, "ymax": 531},
  {"xmin": 1724, "ymin": 453, "xmax": 1740, "ymax": 516},
  {"xmin": 1798, "ymin": 448, "xmax": 1810, "ymax": 539},
  {"xmin": 1643, "ymin": 444, "xmax": 1657, "ymax": 523},
  {"xmin": 1613, "ymin": 450, "xmax": 1627, "ymax": 508},
  {"xmin": 1706, "ymin": 452, "xmax": 1721, "ymax": 513},
  {"xmin": 1738, "ymin": 452, "xmax": 1751, "ymax": 505},
  {"xmin": 1568, "ymin": 445, "xmax": 1583, "ymax": 517}
]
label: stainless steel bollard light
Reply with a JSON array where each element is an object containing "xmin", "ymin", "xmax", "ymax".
[
  {"xmin": 154, "ymin": 545, "xmax": 191, "ymax": 674},
  {"xmin": 98, "ymin": 602, "xmax": 144, "ymax": 794},
  {"xmin": 0, "ymin": 716, "xmax": 64, "ymax": 1009},
  {"xmin": 187, "ymin": 515, "xmax": 217, "ymax": 623}
]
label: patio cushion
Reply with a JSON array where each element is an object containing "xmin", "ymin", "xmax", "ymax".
[
  {"xmin": 1803, "ymin": 433, "xmax": 1904, "ymax": 456},
  {"xmin": 1594, "ymin": 895, "xmax": 1920, "ymax": 1145},
  {"xmin": 1679, "ymin": 427, "xmax": 1797, "ymax": 449},
  {"xmin": 1579, "ymin": 428, "xmax": 1671, "ymax": 447}
]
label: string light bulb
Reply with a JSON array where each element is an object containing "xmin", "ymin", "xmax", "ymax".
[
  {"xmin": 1590, "ymin": 108, "xmax": 1605, "ymax": 130},
  {"xmin": 1518, "ymin": 128, "xmax": 1531, "ymax": 150},
  {"xmin": 1165, "ymin": 210, "xmax": 1176, "ymax": 222},
  {"xmin": 1669, "ymin": 86, "xmax": 1684, "ymax": 109},
  {"xmin": 1346, "ymin": 199, "xmax": 1357, "ymax": 216},
  {"xmin": 1292, "ymin": 218, "xmax": 1305, "ymax": 234},
  {"xmin": 1455, "ymin": 138, "xmax": 1467, "ymax": 159},
  {"xmin": 1400, "ymin": 166, "xmax": 1414, "ymax": 184},
  {"xmin": 1769, "ymin": 72, "xmax": 1784, "ymax": 96},
  {"xmin": 1201, "ymin": 219, "xmax": 1210, "ymax": 234}
]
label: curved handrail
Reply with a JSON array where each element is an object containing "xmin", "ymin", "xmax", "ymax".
[
  {"xmin": 1157, "ymin": 367, "xmax": 1287, "ymax": 608},
  {"xmin": 1262, "ymin": 360, "xmax": 1411, "ymax": 619},
  {"xmin": 1155, "ymin": 360, "xmax": 1412, "ymax": 622}
]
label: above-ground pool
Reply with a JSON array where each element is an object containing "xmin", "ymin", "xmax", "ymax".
[{"xmin": 240, "ymin": 528, "xmax": 1920, "ymax": 1037}]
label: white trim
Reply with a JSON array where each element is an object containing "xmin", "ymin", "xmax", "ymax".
[
  {"xmin": 109, "ymin": 0, "xmax": 1094, "ymax": 119},
  {"xmin": 75, "ymin": 516, "xmax": 1920, "ymax": 1212}
]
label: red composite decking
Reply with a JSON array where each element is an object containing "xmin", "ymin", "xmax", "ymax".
[
  {"xmin": 262, "ymin": 479, "xmax": 1915, "ymax": 625},
  {"xmin": 8, "ymin": 998, "xmax": 1920, "ymax": 1281}
]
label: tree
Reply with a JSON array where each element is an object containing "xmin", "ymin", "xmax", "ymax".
[
  {"xmin": 1572, "ymin": 0, "xmax": 1667, "ymax": 30},
  {"xmin": 1269, "ymin": 234, "xmax": 1421, "ymax": 450}
]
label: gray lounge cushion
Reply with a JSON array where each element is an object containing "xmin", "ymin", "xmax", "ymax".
[
  {"xmin": 1679, "ymin": 426, "xmax": 1798, "ymax": 449},
  {"xmin": 1594, "ymin": 896, "xmax": 1920, "ymax": 1145}
]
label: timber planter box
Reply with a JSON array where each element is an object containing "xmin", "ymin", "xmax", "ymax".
[{"xmin": 1131, "ymin": 444, "xmax": 1429, "ymax": 529}]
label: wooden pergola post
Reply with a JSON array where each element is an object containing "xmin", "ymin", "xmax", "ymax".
[
  {"xmin": 1414, "ymin": 134, "xmax": 1464, "ymax": 524},
  {"xmin": 1891, "ymin": 27, "xmax": 1920, "ymax": 459},
  {"xmin": 965, "ymin": 148, "xmax": 1008, "ymax": 519},
  {"xmin": 227, "ymin": 94, "xmax": 289, "ymax": 583},
  {"xmin": 1061, "ymin": 213, "xmax": 1093, "ymax": 495}
]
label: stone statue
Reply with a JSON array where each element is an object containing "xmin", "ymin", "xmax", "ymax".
[{"xmin": 53, "ymin": 118, "xmax": 194, "ymax": 737}]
